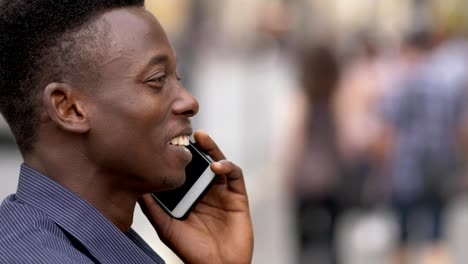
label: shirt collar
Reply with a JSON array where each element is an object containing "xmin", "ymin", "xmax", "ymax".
[{"xmin": 15, "ymin": 164, "xmax": 164, "ymax": 264}]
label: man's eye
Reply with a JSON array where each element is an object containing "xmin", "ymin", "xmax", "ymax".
[
  {"xmin": 145, "ymin": 75, "xmax": 166, "ymax": 87},
  {"xmin": 152, "ymin": 76, "xmax": 166, "ymax": 83}
]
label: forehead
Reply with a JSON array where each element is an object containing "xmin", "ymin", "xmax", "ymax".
[{"xmin": 98, "ymin": 7, "xmax": 174, "ymax": 72}]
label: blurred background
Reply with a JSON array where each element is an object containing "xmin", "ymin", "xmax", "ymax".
[{"xmin": 2, "ymin": 0, "xmax": 468, "ymax": 263}]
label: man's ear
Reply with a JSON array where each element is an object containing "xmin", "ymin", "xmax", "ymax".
[{"xmin": 42, "ymin": 82, "xmax": 90, "ymax": 134}]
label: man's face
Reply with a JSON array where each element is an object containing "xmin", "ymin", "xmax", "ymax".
[{"xmin": 83, "ymin": 7, "xmax": 199, "ymax": 192}]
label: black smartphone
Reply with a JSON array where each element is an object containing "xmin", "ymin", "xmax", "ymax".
[{"xmin": 152, "ymin": 141, "xmax": 216, "ymax": 219}]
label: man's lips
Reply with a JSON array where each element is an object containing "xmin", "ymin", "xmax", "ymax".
[
  {"xmin": 170, "ymin": 135, "xmax": 190, "ymax": 146},
  {"xmin": 168, "ymin": 127, "xmax": 193, "ymax": 145},
  {"xmin": 168, "ymin": 139, "xmax": 193, "ymax": 164}
]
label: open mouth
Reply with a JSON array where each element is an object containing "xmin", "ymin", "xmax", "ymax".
[
  {"xmin": 169, "ymin": 135, "xmax": 192, "ymax": 164},
  {"xmin": 169, "ymin": 135, "xmax": 190, "ymax": 147}
]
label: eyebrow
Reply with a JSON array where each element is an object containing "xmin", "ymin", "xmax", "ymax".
[
  {"xmin": 146, "ymin": 54, "xmax": 169, "ymax": 67},
  {"xmin": 141, "ymin": 54, "xmax": 179, "ymax": 73}
]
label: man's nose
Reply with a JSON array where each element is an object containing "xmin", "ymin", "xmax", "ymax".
[{"xmin": 172, "ymin": 87, "xmax": 199, "ymax": 117}]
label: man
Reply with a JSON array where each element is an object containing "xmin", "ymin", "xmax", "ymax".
[
  {"xmin": 0, "ymin": 1, "xmax": 254, "ymax": 263},
  {"xmin": 379, "ymin": 31, "xmax": 467, "ymax": 264}
]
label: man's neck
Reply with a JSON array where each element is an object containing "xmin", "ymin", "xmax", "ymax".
[{"xmin": 24, "ymin": 152, "xmax": 137, "ymax": 232}]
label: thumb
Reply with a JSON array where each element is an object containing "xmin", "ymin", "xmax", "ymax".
[{"xmin": 138, "ymin": 193, "xmax": 174, "ymax": 240}]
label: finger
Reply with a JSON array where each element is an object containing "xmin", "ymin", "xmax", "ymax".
[
  {"xmin": 193, "ymin": 130, "xmax": 226, "ymax": 161},
  {"xmin": 211, "ymin": 160, "xmax": 247, "ymax": 195},
  {"xmin": 138, "ymin": 194, "xmax": 173, "ymax": 238},
  {"xmin": 212, "ymin": 174, "xmax": 228, "ymax": 185}
]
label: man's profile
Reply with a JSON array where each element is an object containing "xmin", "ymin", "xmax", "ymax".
[{"xmin": 0, "ymin": 1, "xmax": 253, "ymax": 263}]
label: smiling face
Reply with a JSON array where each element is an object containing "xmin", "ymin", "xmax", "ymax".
[{"xmin": 83, "ymin": 7, "xmax": 199, "ymax": 192}]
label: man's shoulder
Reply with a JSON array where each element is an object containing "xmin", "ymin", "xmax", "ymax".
[
  {"xmin": 0, "ymin": 194, "xmax": 94, "ymax": 263},
  {"xmin": 0, "ymin": 194, "xmax": 57, "ymax": 237}
]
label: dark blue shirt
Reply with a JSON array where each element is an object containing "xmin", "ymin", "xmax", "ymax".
[
  {"xmin": 380, "ymin": 47, "xmax": 468, "ymax": 201},
  {"xmin": 0, "ymin": 164, "xmax": 165, "ymax": 263}
]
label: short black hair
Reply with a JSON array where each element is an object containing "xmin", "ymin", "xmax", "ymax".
[{"xmin": 0, "ymin": 0, "xmax": 144, "ymax": 153}]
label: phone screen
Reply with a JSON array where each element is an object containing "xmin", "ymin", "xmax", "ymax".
[{"xmin": 153, "ymin": 143, "xmax": 211, "ymax": 211}]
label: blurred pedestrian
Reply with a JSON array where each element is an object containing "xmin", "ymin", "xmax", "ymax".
[
  {"xmin": 378, "ymin": 30, "xmax": 468, "ymax": 264},
  {"xmin": 289, "ymin": 44, "xmax": 346, "ymax": 264}
]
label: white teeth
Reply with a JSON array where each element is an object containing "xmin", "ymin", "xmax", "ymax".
[{"xmin": 170, "ymin": 135, "xmax": 189, "ymax": 146}]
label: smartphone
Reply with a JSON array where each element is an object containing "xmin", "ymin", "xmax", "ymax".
[{"xmin": 152, "ymin": 141, "xmax": 216, "ymax": 219}]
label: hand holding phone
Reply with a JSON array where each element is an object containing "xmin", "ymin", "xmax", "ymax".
[
  {"xmin": 139, "ymin": 131, "xmax": 253, "ymax": 264},
  {"xmin": 152, "ymin": 141, "xmax": 215, "ymax": 219}
]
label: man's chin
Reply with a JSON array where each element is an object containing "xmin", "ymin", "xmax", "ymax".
[{"xmin": 155, "ymin": 173, "xmax": 186, "ymax": 192}]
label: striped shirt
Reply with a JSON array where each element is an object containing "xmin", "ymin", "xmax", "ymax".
[
  {"xmin": 0, "ymin": 164, "xmax": 165, "ymax": 263},
  {"xmin": 381, "ymin": 42, "xmax": 468, "ymax": 200}
]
